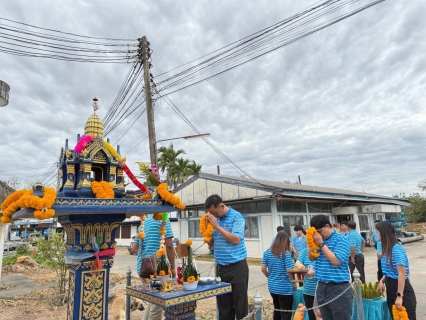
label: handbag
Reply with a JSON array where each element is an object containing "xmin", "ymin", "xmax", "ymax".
[{"xmin": 138, "ymin": 238, "xmax": 158, "ymax": 278}]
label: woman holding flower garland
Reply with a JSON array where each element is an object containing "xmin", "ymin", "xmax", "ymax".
[
  {"xmin": 376, "ymin": 221, "xmax": 417, "ymax": 319},
  {"xmin": 261, "ymin": 232, "xmax": 296, "ymax": 320}
]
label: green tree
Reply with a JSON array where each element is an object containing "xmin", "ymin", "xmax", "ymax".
[
  {"xmin": 35, "ymin": 230, "xmax": 68, "ymax": 294},
  {"xmin": 402, "ymin": 193, "xmax": 426, "ymax": 223},
  {"xmin": 169, "ymin": 158, "xmax": 191, "ymax": 188},
  {"xmin": 157, "ymin": 143, "xmax": 185, "ymax": 186},
  {"xmin": 187, "ymin": 160, "xmax": 202, "ymax": 176}
]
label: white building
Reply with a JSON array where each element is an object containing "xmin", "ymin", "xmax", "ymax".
[{"xmin": 172, "ymin": 173, "xmax": 409, "ymax": 258}]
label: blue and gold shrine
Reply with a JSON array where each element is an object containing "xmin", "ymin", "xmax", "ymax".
[{"xmin": 12, "ymin": 98, "xmax": 177, "ymax": 320}]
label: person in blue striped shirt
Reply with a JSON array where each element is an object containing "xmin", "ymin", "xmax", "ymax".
[
  {"xmin": 205, "ymin": 194, "xmax": 248, "ymax": 320},
  {"xmin": 346, "ymin": 220, "xmax": 366, "ymax": 284},
  {"xmin": 308, "ymin": 215, "xmax": 352, "ymax": 320},
  {"xmin": 295, "ymin": 248, "xmax": 318, "ymax": 320},
  {"xmin": 376, "ymin": 221, "xmax": 417, "ymax": 319},
  {"xmin": 261, "ymin": 232, "xmax": 296, "ymax": 320},
  {"xmin": 291, "ymin": 225, "xmax": 307, "ymax": 260},
  {"xmin": 131, "ymin": 214, "xmax": 175, "ymax": 320},
  {"xmin": 373, "ymin": 220, "xmax": 383, "ymax": 282}
]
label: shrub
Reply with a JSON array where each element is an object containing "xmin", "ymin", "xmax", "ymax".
[
  {"xmin": 16, "ymin": 244, "xmax": 32, "ymax": 255},
  {"xmin": 35, "ymin": 230, "xmax": 68, "ymax": 294}
]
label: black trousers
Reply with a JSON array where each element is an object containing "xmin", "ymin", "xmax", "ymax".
[
  {"xmin": 349, "ymin": 253, "xmax": 365, "ymax": 284},
  {"xmin": 303, "ymin": 294, "xmax": 316, "ymax": 320},
  {"xmin": 385, "ymin": 278, "xmax": 417, "ymax": 320},
  {"xmin": 270, "ymin": 292, "xmax": 293, "ymax": 320},
  {"xmin": 217, "ymin": 259, "xmax": 249, "ymax": 320},
  {"xmin": 377, "ymin": 259, "xmax": 383, "ymax": 282}
]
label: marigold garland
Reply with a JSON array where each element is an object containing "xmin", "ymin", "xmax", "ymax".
[
  {"xmin": 157, "ymin": 183, "xmax": 186, "ymax": 210},
  {"xmin": 91, "ymin": 181, "xmax": 115, "ymax": 199},
  {"xmin": 0, "ymin": 187, "xmax": 56, "ymax": 223},
  {"xmin": 392, "ymin": 305, "xmax": 409, "ymax": 320},
  {"xmin": 199, "ymin": 214, "xmax": 214, "ymax": 243},
  {"xmin": 186, "ymin": 239, "xmax": 192, "ymax": 246},
  {"xmin": 306, "ymin": 227, "xmax": 320, "ymax": 258}
]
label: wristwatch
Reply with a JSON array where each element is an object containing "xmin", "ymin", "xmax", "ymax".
[
  {"xmin": 396, "ymin": 292, "xmax": 404, "ymax": 298},
  {"xmin": 318, "ymin": 242, "xmax": 325, "ymax": 249}
]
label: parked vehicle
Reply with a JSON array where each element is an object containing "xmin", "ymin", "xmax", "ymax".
[
  {"xmin": 10, "ymin": 234, "xmax": 21, "ymax": 241},
  {"xmin": 23, "ymin": 233, "xmax": 44, "ymax": 244}
]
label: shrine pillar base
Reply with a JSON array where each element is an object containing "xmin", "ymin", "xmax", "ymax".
[
  {"xmin": 164, "ymin": 301, "xmax": 197, "ymax": 320},
  {"xmin": 67, "ymin": 257, "xmax": 114, "ymax": 320},
  {"xmin": 59, "ymin": 213, "xmax": 125, "ymax": 320}
]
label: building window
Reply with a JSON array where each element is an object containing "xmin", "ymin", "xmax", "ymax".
[
  {"xmin": 358, "ymin": 215, "xmax": 369, "ymax": 231},
  {"xmin": 281, "ymin": 215, "xmax": 304, "ymax": 236},
  {"xmin": 244, "ymin": 217, "xmax": 259, "ymax": 238},
  {"xmin": 188, "ymin": 220, "xmax": 201, "ymax": 238},
  {"xmin": 277, "ymin": 200, "xmax": 306, "ymax": 213},
  {"xmin": 307, "ymin": 202, "xmax": 332, "ymax": 213},
  {"xmin": 116, "ymin": 227, "xmax": 121, "ymax": 239},
  {"xmin": 121, "ymin": 225, "xmax": 131, "ymax": 239}
]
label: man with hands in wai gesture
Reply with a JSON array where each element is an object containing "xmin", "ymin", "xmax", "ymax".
[
  {"xmin": 308, "ymin": 214, "xmax": 352, "ymax": 320},
  {"xmin": 204, "ymin": 194, "xmax": 249, "ymax": 320}
]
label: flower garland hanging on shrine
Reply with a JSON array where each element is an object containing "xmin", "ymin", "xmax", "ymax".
[
  {"xmin": 156, "ymin": 212, "xmax": 172, "ymax": 277},
  {"xmin": 199, "ymin": 213, "xmax": 214, "ymax": 243},
  {"xmin": 392, "ymin": 305, "xmax": 409, "ymax": 320},
  {"xmin": 306, "ymin": 227, "xmax": 320, "ymax": 258},
  {"xmin": 137, "ymin": 215, "xmax": 147, "ymax": 239},
  {"xmin": 91, "ymin": 181, "xmax": 115, "ymax": 199},
  {"xmin": 0, "ymin": 187, "xmax": 57, "ymax": 223},
  {"xmin": 157, "ymin": 183, "xmax": 185, "ymax": 210}
]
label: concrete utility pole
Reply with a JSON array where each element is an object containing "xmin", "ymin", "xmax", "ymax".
[{"xmin": 138, "ymin": 36, "xmax": 157, "ymax": 166}]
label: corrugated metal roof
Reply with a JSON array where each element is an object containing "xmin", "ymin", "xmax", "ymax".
[{"xmin": 175, "ymin": 172, "xmax": 410, "ymax": 206}]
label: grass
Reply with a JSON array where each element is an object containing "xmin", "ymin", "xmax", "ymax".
[{"xmin": 194, "ymin": 255, "xmax": 263, "ymax": 266}]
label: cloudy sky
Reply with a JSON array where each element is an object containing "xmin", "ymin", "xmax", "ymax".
[{"xmin": 1, "ymin": 0, "xmax": 425, "ymax": 197}]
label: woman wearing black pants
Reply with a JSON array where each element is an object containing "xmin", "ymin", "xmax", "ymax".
[{"xmin": 376, "ymin": 221, "xmax": 417, "ymax": 319}]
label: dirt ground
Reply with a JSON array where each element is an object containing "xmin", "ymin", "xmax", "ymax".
[{"xmin": 0, "ymin": 266, "xmax": 274, "ymax": 320}]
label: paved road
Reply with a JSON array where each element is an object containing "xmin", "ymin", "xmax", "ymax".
[{"xmin": 112, "ymin": 238, "xmax": 426, "ymax": 318}]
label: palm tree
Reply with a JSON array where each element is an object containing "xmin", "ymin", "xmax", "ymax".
[
  {"xmin": 169, "ymin": 158, "xmax": 191, "ymax": 188},
  {"xmin": 157, "ymin": 143, "xmax": 185, "ymax": 186},
  {"xmin": 187, "ymin": 160, "xmax": 202, "ymax": 176}
]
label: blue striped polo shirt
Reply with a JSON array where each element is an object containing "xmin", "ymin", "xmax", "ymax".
[
  {"xmin": 291, "ymin": 234, "xmax": 307, "ymax": 254},
  {"xmin": 315, "ymin": 230, "xmax": 350, "ymax": 283},
  {"xmin": 381, "ymin": 243, "xmax": 410, "ymax": 280},
  {"xmin": 262, "ymin": 249, "xmax": 294, "ymax": 295},
  {"xmin": 376, "ymin": 241, "xmax": 382, "ymax": 260},
  {"xmin": 135, "ymin": 215, "xmax": 173, "ymax": 274},
  {"xmin": 347, "ymin": 230, "xmax": 365, "ymax": 255},
  {"xmin": 297, "ymin": 248, "xmax": 318, "ymax": 296},
  {"xmin": 214, "ymin": 206, "xmax": 247, "ymax": 265}
]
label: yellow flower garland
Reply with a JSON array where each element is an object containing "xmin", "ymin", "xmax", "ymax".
[
  {"xmin": 306, "ymin": 227, "xmax": 320, "ymax": 258},
  {"xmin": 157, "ymin": 183, "xmax": 186, "ymax": 210},
  {"xmin": 91, "ymin": 181, "xmax": 115, "ymax": 199},
  {"xmin": 392, "ymin": 305, "xmax": 409, "ymax": 320},
  {"xmin": 199, "ymin": 214, "xmax": 214, "ymax": 243},
  {"xmin": 0, "ymin": 187, "xmax": 56, "ymax": 223}
]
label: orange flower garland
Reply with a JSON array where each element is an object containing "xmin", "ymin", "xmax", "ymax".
[
  {"xmin": 199, "ymin": 214, "xmax": 214, "ymax": 243},
  {"xmin": 186, "ymin": 276, "xmax": 196, "ymax": 283},
  {"xmin": 0, "ymin": 187, "xmax": 56, "ymax": 223},
  {"xmin": 137, "ymin": 215, "xmax": 147, "ymax": 239},
  {"xmin": 91, "ymin": 181, "xmax": 114, "ymax": 199},
  {"xmin": 392, "ymin": 305, "xmax": 409, "ymax": 320},
  {"xmin": 306, "ymin": 227, "xmax": 320, "ymax": 258},
  {"xmin": 157, "ymin": 183, "xmax": 186, "ymax": 210}
]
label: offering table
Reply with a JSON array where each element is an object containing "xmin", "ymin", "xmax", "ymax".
[{"xmin": 126, "ymin": 282, "xmax": 232, "ymax": 320}]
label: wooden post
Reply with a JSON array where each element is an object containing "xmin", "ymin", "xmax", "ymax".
[{"xmin": 139, "ymin": 36, "xmax": 157, "ymax": 166}]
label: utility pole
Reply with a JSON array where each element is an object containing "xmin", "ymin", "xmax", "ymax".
[{"xmin": 138, "ymin": 36, "xmax": 157, "ymax": 166}]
